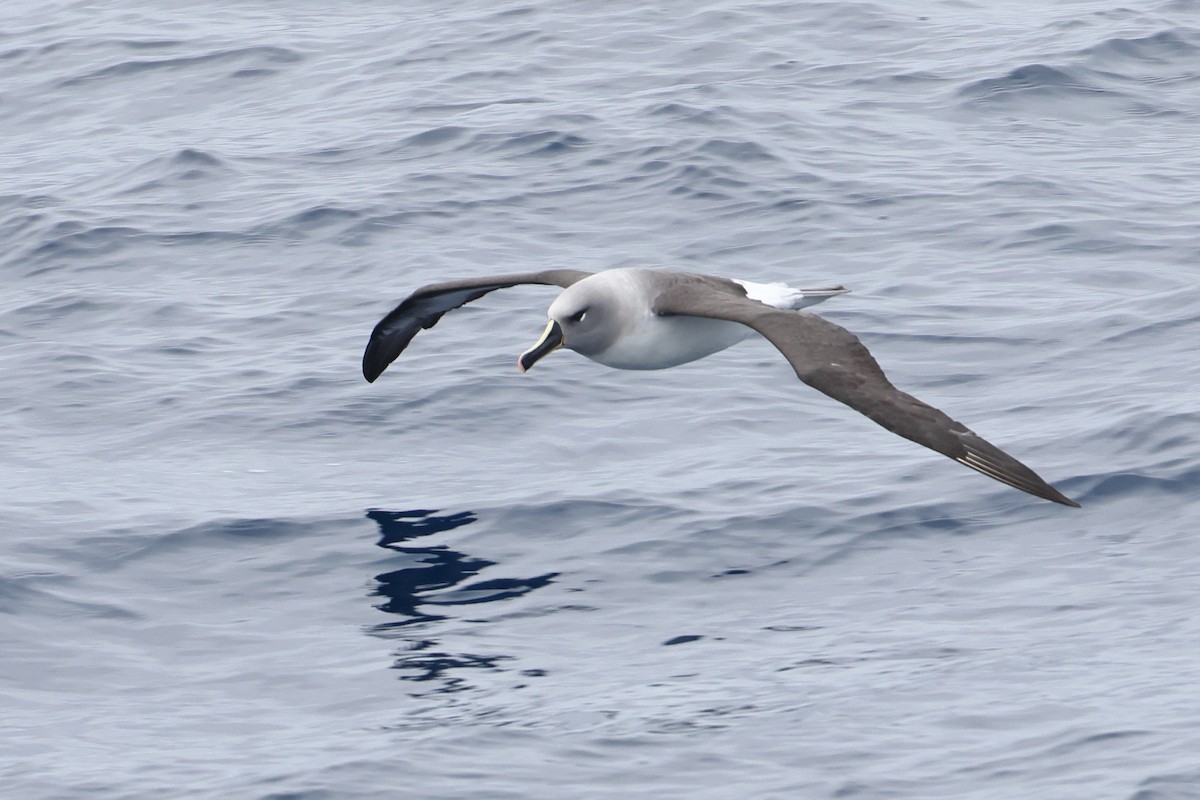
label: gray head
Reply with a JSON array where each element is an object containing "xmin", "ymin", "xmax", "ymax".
[{"xmin": 517, "ymin": 272, "xmax": 637, "ymax": 371}]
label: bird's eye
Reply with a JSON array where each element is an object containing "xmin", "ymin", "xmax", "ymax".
[{"xmin": 568, "ymin": 309, "xmax": 588, "ymax": 323}]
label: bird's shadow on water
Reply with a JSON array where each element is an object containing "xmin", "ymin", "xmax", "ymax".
[{"xmin": 364, "ymin": 508, "xmax": 557, "ymax": 693}]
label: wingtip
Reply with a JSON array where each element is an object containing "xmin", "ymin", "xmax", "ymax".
[
  {"xmin": 361, "ymin": 343, "xmax": 387, "ymax": 383},
  {"xmin": 362, "ymin": 323, "xmax": 412, "ymax": 384},
  {"xmin": 1022, "ymin": 475, "xmax": 1082, "ymax": 508},
  {"xmin": 955, "ymin": 443, "xmax": 1081, "ymax": 509},
  {"xmin": 1052, "ymin": 492, "xmax": 1082, "ymax": 509}
]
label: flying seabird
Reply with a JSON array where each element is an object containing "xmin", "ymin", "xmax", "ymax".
[{"xmin": 362, "ymin": 267, "xmax": 1079, "ymax": 507}]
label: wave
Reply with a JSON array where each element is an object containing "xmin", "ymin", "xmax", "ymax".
[
  {"xmin": 56, "ymin": 45, "xmax": 302, "ymax": 88},
  {"xmin": 957, "ymin": 63, "xmax": 1119, "ymax": 101},
  {"xmin": 1080, "ymin": 28, "xmax": 1200, "ymax": 66}
]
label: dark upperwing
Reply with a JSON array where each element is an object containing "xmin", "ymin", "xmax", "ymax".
[
  {"xmin": 651, "ymin": 276, "xmax": 1079, "ymax": 507},
  {"xmin": 362, "ymin": 269, "xmax": 591, "ymax": 382}
]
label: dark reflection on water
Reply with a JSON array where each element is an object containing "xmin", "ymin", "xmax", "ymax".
[{"xmin": 365, "ymin": 508, "xmax": 556, "ymax": 692}]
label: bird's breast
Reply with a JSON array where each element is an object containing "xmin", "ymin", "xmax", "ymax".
[{"xmin": 586, "ymin": 313, "xmax": 753, "ymax": 370}]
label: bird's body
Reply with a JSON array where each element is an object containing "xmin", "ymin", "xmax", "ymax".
[
  {"xmin": 540, "ymin": 268, "xmax": 848, "ymax": 369},
  {"xmin": 583, "ymin": 310, "xmax": 749, "ymax": 370},
  {"xmin": 363, "ymin": 267, "xmax": 1079, "ymax": 508},
  {"xmin": 556, "ymin": 269, "xmax": 742, "ymax": 369}
]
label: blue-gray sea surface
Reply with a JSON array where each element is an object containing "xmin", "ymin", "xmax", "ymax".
[{"xmin": 3, "ymin": 1, "xmax": 1200, "ymax": 798}]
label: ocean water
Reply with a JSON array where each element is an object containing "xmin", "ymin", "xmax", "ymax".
[{"xmin": 3, "ymin": 0, "xmax": 1200, "ymax": 797}]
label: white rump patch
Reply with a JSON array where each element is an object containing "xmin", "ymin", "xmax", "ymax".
[{"xmin": 733, "ymin": 278, "xmax": 850, "ymax": 310}]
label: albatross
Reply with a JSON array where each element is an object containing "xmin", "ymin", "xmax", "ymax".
[{"xmin": 362, "ymin": 267, "xmax": 1079, "ymax": 507}]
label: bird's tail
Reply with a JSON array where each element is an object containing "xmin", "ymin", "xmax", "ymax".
[
  {"xmin": 795, "ymin": 285, "xmax": 851, "ymax": 309},
  {"xmin": 734, "ymin": 278, "xmax": 851, "ymax": 310}
]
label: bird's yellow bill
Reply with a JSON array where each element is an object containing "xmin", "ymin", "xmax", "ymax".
[{"xmin": 518, "ymin": 320, "xmax": 564, "ymax": 373}]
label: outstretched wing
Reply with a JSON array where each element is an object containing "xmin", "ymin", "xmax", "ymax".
[
  {"xmin": 651, "ymin": 279, "xmax": 1079, "ymax": 507},
  {"xmin": 363, "ymin": 269, "xmax": 591, "ymax": 382}
]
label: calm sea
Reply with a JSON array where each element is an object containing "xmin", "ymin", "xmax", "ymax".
[{"xmin": 3, "ymin": 1, "xmax": 1200, "ymax": 798}]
